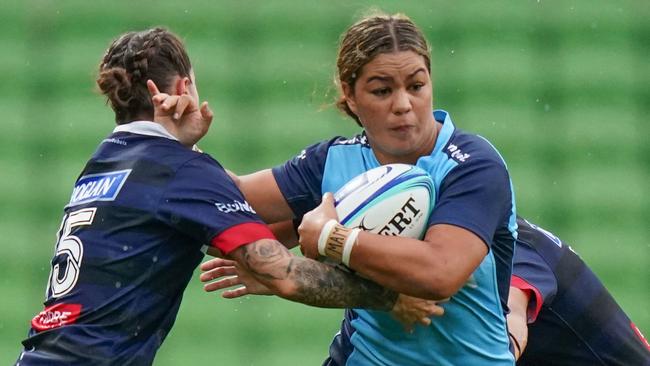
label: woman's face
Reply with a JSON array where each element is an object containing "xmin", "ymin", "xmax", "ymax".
[{"xmin": 343, "ymin": 51, "xmax": 437, "ymax": 165}]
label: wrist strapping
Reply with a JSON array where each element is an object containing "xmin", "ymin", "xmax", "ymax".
[
  {"xmin": 341, "ymin": 228, "xmax": 360, "ymax": 266},
  {"xmin": 317, "ymin": 220, "xmax": 360, "ymax": 265},
  {"xmin": 318, "ymin": 219, "xmax": 339, "ymax": 256}
]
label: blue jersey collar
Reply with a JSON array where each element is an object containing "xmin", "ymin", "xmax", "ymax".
[{"xmin": 430, "ymin": 109, "xmax": 455, "ymax": 158}]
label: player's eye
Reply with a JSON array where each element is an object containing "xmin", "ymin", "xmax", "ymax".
[
  {"xmin": 410, "ymin": 83, "xmax": 424, "ymax": 92},
  {"xmin": 371, "ymin": 87, "xmax": 391, "ymax": 97}
]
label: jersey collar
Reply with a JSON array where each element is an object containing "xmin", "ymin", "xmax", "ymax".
[
  {"xmin": 430, "ymin": 109, "xmax": 455, "ymax": 157},
  {"xmin": 113, "ymin": 121, "xmax": 178, "ymax": 141}
]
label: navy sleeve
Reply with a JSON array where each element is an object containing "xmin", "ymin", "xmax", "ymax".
[
  {"xmin": 429, "ymin": 156, "xmax": 513, "ymax": 249},
  {"xmin": 156, "ymin": 155, "xmax": 269, "ymax": 245},
  {"xmin": 271, "ymin": 139, "xmax": 333, "ymax": 218},
  {"xmin": 511, "ymin": 241, "xmax": 558, "ymax": 322}
]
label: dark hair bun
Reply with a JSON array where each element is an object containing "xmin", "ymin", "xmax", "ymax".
[{"xmin": 97, "ymin": 67, "xmax": 133, "ymax": 109}]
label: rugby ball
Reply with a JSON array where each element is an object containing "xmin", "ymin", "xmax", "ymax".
[{"xmin": 334, "ymin": 164, "xmax": 435, "ymax": 239}]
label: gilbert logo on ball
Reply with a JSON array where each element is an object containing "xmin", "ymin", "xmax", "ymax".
[{"xmin": 334, "ymin": 164, "xmax": 435, "ymax": 239}]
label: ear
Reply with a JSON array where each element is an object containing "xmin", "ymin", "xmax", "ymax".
[
  {"xmin": 341, "ymin": 81, "xmax": 358, "ymax": 115},
  {"xmin": 173, "ymin": 76, "xmax": 192, "ymax": 95}
]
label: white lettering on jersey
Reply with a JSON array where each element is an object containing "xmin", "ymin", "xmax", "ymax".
[
  {"xmin": 68, "ymin": 169, "xmax": 131, "ymax": 207},
  {"xmin": 215, "ymin": 200, "xmax": 257, "ymax": 214},
  {"xmin": 447, "ymin": 144, "xmax": 471, "ymax": 163}
]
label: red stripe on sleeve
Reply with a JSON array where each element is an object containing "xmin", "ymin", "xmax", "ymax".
[
  {"xmin": 511, "ymin": 275, "xmax": 544, "ymax": 323},
  {"xmin": 211, "ymin": 222, "xmax": 276, "ymax": 255}
]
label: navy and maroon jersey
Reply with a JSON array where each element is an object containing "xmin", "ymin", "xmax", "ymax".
[
  {"xmin": 513, "ymin": 217, "xmax": 650, "ymax": 365},
  {"xmin": 273, "ymin": 110, "xmax": 517, "ymax": 365},
  {"xmin": 17, "ymin": 122, "xmax": 274, "ymax": 366}
]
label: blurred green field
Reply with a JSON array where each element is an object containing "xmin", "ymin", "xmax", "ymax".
[{"xmin": 1, "ymin": 1, "xmax": 648, "ymax": 364}]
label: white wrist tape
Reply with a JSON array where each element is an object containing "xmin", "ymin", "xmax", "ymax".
[
  {"xmin": 318, "ymin": 219, "xmax": 339, "ymax": 256},
  {"xmin": 341, "ymin": 228, "xmax": 361, "ymax": 266}
]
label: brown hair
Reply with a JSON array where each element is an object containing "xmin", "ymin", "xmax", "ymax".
[
  {"xmin": 97, "ymin": 28, "xmax": 192, "ymax": 124},
  {"xmin": 335, "ymin": 13, "xmax": 431, "ymax": 126}
]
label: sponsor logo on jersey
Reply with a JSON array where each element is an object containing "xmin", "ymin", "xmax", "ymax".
[
  {"xmin": 446, "ymin": 143, "xmax": 470, "ymax": 163},
  {"xmin": 31, "ymin": 303, "xmax": 82, "ymax": 332},
  {"xmin": 68, "ymin": 169, "xmax": 131, "ymax": 207},
  {"xmin": 215, "ymin": 200, "xmax": 257, "ymax": 214},
  {"xmin": 102, "ymin": 137, "xmax": 127, "ymax": 146},
  {"xmin": 334, "ymin": 135, "xmax": 368, "ymax": 146}
]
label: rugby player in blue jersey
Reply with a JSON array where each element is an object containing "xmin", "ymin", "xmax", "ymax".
[
  {"xmin": 507, "ymin": 217, "xmax": 649, "ymax": 365},
  {"xmin": 168, "ymin": 13, "xmax": 518, "ymax": 365},
  {"xmin": 15, "ymin": 27, "xmax": 435, "ymax": 366}
]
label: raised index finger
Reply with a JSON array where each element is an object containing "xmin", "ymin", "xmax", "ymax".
[{"xmin": 146, "ymin": 79, "xmax": 161, "ymax": 96}]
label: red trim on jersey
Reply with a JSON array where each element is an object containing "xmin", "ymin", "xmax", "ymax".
[
  {"xmin": 511, "ymin": 275, "xmax": 544, "ymax": 323},
  {"xmin": 211, "ymin": 222, "xmax": 276, "ymax": 255},
  {"xmin": 631, "ymin": 321, "xmax": 650, "ymax": 350},
  {"xmin": 31, "ymin": 303, "xmax": 82, "ymax": 332}
]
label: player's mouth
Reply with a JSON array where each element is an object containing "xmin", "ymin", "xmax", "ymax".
[{"xmin": 389, "ymin": 124, "xmax": 415, "ymax": 134}]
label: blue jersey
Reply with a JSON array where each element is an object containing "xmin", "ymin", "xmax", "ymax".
[
  {"xmin": 18, "ymin": 122, "xmax": 274, "ymax": 366},
  {"xmin": 272, "ymin": 110, "xmax": 517, "ymax": 365},
  {"xmin": 512, "ymin": 217, "xmax": 650, "ymax": 365}
]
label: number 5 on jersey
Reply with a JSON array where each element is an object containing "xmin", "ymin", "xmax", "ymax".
[{"xmin": 47, "ymin": 208, "xmax": 97, "ymax": 298}]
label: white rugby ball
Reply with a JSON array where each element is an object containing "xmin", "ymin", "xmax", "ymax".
[{"xmin": 334, "ymin": 164, "xmax": 435, "ymax": 239}]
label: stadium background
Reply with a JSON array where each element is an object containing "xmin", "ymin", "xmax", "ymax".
[{"xmin": 1, "ymin": 0, "xmax": 647, "ymax": 364}]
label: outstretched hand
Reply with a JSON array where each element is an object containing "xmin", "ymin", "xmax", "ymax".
[
  {"xmin": 297, "ymin": 192, "xmax": 339, "ymax": 259},
  {"xmin": 200, "ymin": 257, "xmax": 273, "ymax": 298},
  {"xmin": 391, "ymin": 294, "xmax": 446, "ymax": 333},
  {"xmin": 146, "ymin": 79, "xmax": 213, "ymax": 147}
]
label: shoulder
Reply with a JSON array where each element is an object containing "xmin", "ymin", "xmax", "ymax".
[
  {"xmin": 444, "ymin": 129, "xmax": 508, "ymax": 168},
  {"xmin": 302, "ymin": 133, "xmax": 370, "ymax": 153},
  {"xmin": 515, "ymin": 218, "xmax": 566, "ymax": 263}
]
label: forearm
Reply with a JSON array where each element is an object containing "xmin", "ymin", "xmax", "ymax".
[
  {"xmin": 507, "ymin": 287, "xmax": 530, "ymax": 360},
  {"xmin": 350, "ymin": 233, "xmax": 455, "ymax": 299},
  {"xmin": 287, "ymin": 256, "xmax": 397, "ymax": 309},
  {"xmin": 346, "ymin": 225, "xmax": 486, "ymax": 300},
  {"xmin": 230, "ymin": 239, "xmax": 397, "ymax": 310},
  {"xmin": 268, "ymin": 220, "xmax": 299, "ymax": 249}
]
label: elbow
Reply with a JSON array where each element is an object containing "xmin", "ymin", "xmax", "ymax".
[
  {"xmin": 423, "ymin": 284, "xmax": 458, "ymax": 301},
  {"xmin": 415, "ymin": 274, "xmax": 464, "ymax": 300}
]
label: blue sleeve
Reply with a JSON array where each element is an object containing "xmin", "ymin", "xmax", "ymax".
[
  {"xmin": 429, "ymin": 157, "xmax": 514, "ymax": 249},
  {"xmin": 156, "ymin": 155, "xmax": 266, "ymax": 243},
  {"xmin": 271, "ymin": 139, "xmax": 333, "ymax": 218}
]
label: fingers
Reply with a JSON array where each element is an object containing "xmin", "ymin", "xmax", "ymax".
[
  {"xmin": 200, "ymin": 101, "xmax": 213, "ymax": 122},
  {"xmin": 173, "ymin": 95, "xmax": 192, "ymax": 120},
  {"xmin": 322, "ymin": 192, "xmax": 334, "ymax": 205},
  {"xmin": 200, "ymin": 258, "xmax": 237, "ymax": 271},
  {"xmin": 430, "ymin": 304, "xmax": 445, "ymax": 317},
  {"xmin": 417, "ymin": 317, "xmax": 432, "ymax": 327},
  {"xmin": 199, "ymin": 266, "xmax": 238, "ymax": 283},
  {"xmin": 222, "ymin": 286, "xmax": 249, "ymax": 299},
  {"xmin": 146, "ymin": 79, "xmax": 160, "ymax": 97},
  {"xmin": 203, "ymin": 275, "xmax": 241, "ymax": 292}
]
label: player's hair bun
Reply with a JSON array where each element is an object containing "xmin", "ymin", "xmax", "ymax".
[{"xmin": 97, "ymin": 67, "xmax": 133, "ymax": 109}]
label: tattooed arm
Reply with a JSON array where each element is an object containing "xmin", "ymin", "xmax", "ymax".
[{"xmin": 222, "ymin": 238, "xmax": 397, "ymax": 310}]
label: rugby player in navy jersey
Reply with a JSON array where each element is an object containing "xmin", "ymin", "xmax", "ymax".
[
  {"xmin": 15, "ymin": 28, "xmax": 432, "ymax": 366},
  {"xmin": 507, "ymin": 217, "xmax": 649, "ymax": 365}
]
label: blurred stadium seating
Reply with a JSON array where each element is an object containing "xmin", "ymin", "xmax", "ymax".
[{"xmin": 1, "ymin": 1, "xmax": 647, "ymax": 364}]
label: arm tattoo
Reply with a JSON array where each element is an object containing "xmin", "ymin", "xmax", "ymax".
[
  {"xmin": 291, "ymin": 257, "xmax": 398, "ymax": 311},
  {"xmin": 239, "ymin": 239, "xmax": 397, "ymax": 311}
]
